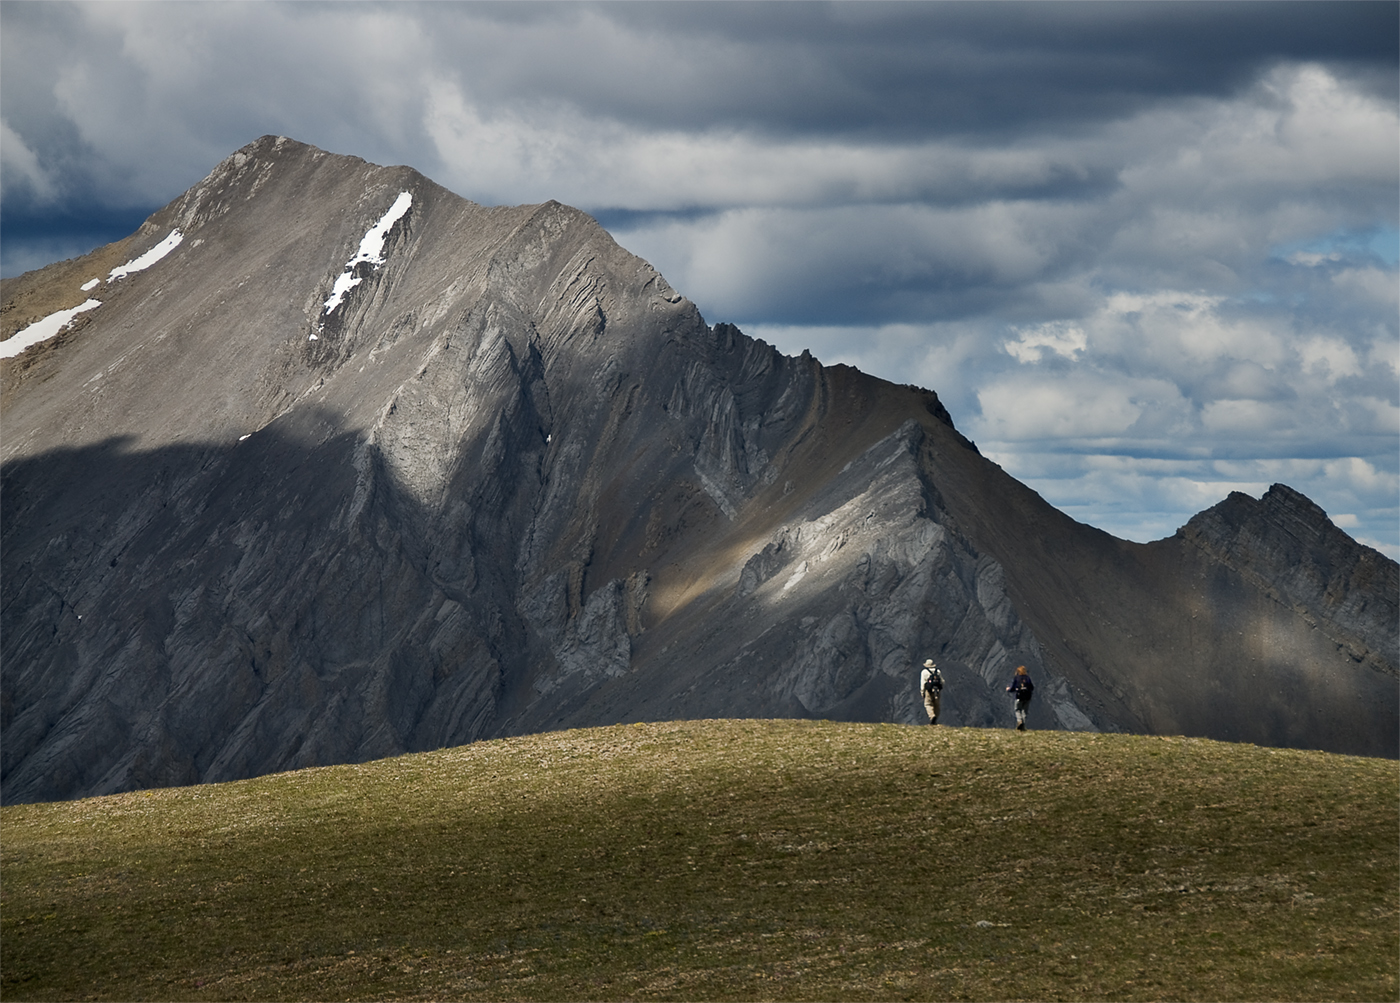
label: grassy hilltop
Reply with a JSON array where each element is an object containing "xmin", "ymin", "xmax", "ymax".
[{"xmin": 3, "ymin": 719, "xmax": 1396, "ymax": 1001}]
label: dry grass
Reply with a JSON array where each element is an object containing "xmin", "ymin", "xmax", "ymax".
[
  {"xmin": 0, "ymin": 235, "xmax": 143, "ymax": 401},
  {"xmin": 3, "ymin": 719, "xmax": 1396, "ymax": 1001},
  {"xmin": 0, "ymin": 237, "xmax": 139, "ymax": 343}
]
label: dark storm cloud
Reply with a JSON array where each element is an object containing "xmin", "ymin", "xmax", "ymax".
[
  {"xmin": 417, "ymin": 0, "xmax": 1398, "ymax": 139},
  {"xmin": 6, "ymin": 2, "xmax": 1395, "ymax": 219},
  {"xmin": 0, "ymin": 200, "xmax": 155, "ymax": 277}
]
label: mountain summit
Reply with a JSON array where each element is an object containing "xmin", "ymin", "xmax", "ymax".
[{"xmin": 3, "ymin": 137, "xmax": 1395, "ymax": 803}]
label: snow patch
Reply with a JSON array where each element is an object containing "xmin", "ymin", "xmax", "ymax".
[
  {"xmin": 323, "ymin": 191, "xmax": 413, "ymax": 316},
  {"xmin": 1, "ymin": 299, "xmax": 102, "ymax": 359},
  {"xmin": 80, "ymin": 278, "xmax": 100, "ymax": 291},
  {"xmin": 108, "ymin": 230, "xmax": 183, "ymax": 281}
]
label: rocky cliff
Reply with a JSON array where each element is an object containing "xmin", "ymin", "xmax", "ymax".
[{"xmin": 3, "ymin": 137, "xmax": 1395, "ymax": 803}]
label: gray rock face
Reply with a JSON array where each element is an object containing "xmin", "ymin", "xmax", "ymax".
[{"xmin": 3, "ymin": 137, "xmax": 1395, "ymax": 803}]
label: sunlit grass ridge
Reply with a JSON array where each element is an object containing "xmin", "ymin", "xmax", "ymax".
[{"xmin": 3, "ymin": 719, "xmax": 1396, "ymax": 1001}]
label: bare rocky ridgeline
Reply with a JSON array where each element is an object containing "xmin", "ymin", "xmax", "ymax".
[{"xmin": 2, "ymin": 136, "xmax": 1395, "ymax": 803}]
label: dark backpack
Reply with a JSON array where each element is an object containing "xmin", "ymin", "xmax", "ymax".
[
  {"xmin": 1016, "ymin": 676, "xmax": 1034, "ymax": 699},
  {"xmin": 922, "ymin": 671, "xmax": 943, "ymax": 698}
]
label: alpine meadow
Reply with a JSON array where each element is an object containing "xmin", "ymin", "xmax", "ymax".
[{"xmin": 3, "ymin": 721, "xmax": 1397, "ymax": 1001}]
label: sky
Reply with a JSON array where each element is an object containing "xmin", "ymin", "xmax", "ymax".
[{"xmin": 2, "ymin": 2, "xmax": 1396, "ymax": 557}]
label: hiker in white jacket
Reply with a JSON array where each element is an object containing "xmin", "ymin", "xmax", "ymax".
[{"xmin": 919, "ymin": 659, "xmax": 944, "ymax": 725}]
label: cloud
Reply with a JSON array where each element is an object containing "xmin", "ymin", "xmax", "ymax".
[
  {"xmin": 1330, "ymin": 264, "xmax": 1400, "ymax": 310},
  {"xmin": 1, "ymin": 1, "xmax": 1395, "ymax": 556},
  {"xmin": 978, "ymin": 371, "xmax": 1166, "ymax": 442},
  {"xmin": 1005, "ymin": 321, "xmax": 1088, "ymax": 364},
  {"xmin": 0, "ymin": 118, "xmax": 55, "ymax": 202},
  {"xmin": 610, "ymin": 63, "xmax": 1398, "ymax": 323}
]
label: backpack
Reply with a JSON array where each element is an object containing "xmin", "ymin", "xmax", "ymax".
[
  {"xmin": 1016, "ymin": 676, "xmax": 1034, "ymax": 699},
  {"xmin": 922, "ymin": 670, "xmax": 943, "ymax": 698}
]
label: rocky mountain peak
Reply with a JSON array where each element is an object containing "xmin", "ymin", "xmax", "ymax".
[{"xmin": 2, "ymin": 139, "xmax": 1393, "ymax": 804}]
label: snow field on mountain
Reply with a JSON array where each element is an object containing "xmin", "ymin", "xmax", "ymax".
[
  {"xmin": 322, "ymin": 191, "xmax": 413, "ymax": 316},
  {"xmin": 1, "ymin": 229, "xmax": 184, "ymax": 359},
  {"xmin": 0, "ymin": 299, "xmax": 102, "ymax": 359},
  {"xmin": 107, "ymin": 229, "xmax": 183, "ymax": 281}
]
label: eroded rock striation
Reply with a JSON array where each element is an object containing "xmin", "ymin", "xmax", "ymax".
[{"xmin": 3, "ymin": 137, "xmax": 1395, "ymax": 803}]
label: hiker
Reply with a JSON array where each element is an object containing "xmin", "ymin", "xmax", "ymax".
[
  {"xmin": 919, "ymin": 658, "xmax": 944, "ymax": 725},
  {"xmin": 1006, "ymin": 665, "xmax": 1034, "ymax": 730}
]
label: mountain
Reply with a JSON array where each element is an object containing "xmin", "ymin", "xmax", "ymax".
[{"xmin": 2, "ymin": 136, "xmax": 1394, "ymax": 804}]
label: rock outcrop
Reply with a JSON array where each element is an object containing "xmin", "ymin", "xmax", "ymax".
[{"xmin": 3, "ymin": 137, "xmax": 1395, "ymax": 803}]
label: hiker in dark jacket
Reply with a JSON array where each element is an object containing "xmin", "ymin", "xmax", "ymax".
[{"xmin": 1006, "ymin": 665, "xmax": 1034, "ymax": 731}]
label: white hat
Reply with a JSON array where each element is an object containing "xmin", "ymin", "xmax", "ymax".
[{"xmin": 923, "ymin": 659, "xmax": 936, "ymax": 668}]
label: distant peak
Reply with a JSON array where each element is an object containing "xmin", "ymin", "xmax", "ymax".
[
  {"xmin": 1180, "ymin": 481, "xmax": 1394, "ymax": 575},
  {"xmin": 1257, "ymin": 482, "xmax": 1326, "ymax": 520},
  {"xmin": 245, "ymin": 134, "xmax": 310, "ymax": 156}
]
